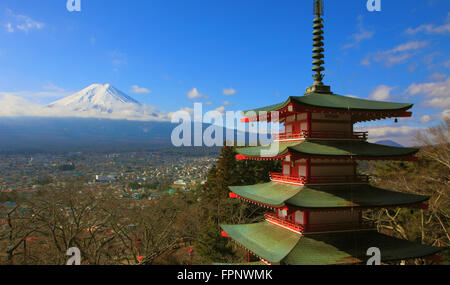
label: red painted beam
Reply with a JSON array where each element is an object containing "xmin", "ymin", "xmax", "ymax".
[
  {"xmin": 221, "ymin": 231, "xmax": 230, "ymax": 238},
  {"xmin": 396, "ymin": 111, "xmax": 413, "ymax": 118}
]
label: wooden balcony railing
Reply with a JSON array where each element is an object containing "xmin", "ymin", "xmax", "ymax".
[
  {"xmin": 264, "ymin": 212, "xmax": 304, "ymax": 234},
  {"xmin": 273, "ymin": 130, "xmax": 368, "ymax": 141},
  {"xmin": 270, "ymin": 173, "xmax": 307, "ymax": 185},
  {"xmin": 270, "ymin": 173, "xmax": 369, "ymax": 185}
]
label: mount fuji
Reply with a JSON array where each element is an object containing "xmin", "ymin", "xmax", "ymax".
[
  {"xmin": 46, "ymin": 83, "xmax": 166, "ymax": 121},
  {"xmin": 48, "ymin": 83, "xmax": 141, "ymax": 111}
]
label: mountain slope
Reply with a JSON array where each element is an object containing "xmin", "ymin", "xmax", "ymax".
[
  {"xmin": 48, "ymin": 83, "xmax": 141, "ymax": 113},
  {"xmin": 375, "ymin": 140, "xmax": 404, "ymax": 147},
  {"xmin": 45, "ymin": 83, "xmax": 166, "ymax": 121}
]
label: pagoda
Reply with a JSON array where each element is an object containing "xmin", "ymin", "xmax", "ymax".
[{"xmin": 220, "ymin": 0, "xmax": 442, "ymax": 265}]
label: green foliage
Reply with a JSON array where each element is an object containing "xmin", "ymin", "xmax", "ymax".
[{"xmin": 194, "ymin": 218, "xmax": 233, "ymax": 263}]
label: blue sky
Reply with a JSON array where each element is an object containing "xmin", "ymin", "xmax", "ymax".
[{"xmin": 0, "ymin": 0, "xmax": 449, "ymax": 145}]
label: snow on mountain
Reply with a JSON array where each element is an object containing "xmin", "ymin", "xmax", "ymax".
[
  {"xmin": 48, "ymin": 83, "xmax": 141, "ymax": 112},
  {"xmin": 45, "ymin": 83, "xmax": 167, "ymax": 121}
]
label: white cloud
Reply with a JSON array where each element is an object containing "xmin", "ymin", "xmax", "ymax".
[
  {"xmin": 441, "ymin": 109, "xmax": 450, "ymax": 120},
  {"xmin": 406, "ymin": 14, "xmax": 450, "ymax": 35},
  {"xmin": 405, "ymin": 77, "xmax": 450, "ymax": 109},
  {"xmin": 187, "ymin": 88, "xmax": 206, "ymax": 99},
  {"xmin": 222, "ymin": 100, "xmax": 232, "ymax": 106},
  {"xmin": 4, "ymin": 10, "xmax": 44, "ymax": 33},
  {"xmin": 168, "ymin": 106, "xmax": 195, "ymax": 119},
  {"xmin": 353, "ymin": 122, "xmax": 425, "ymax": 146},
  {"xmin": 406, "ymin": 24, "xmax": 450, "ymax": 35},
  {"xmin": 222, "ymin": 88, "xmax": 236, "ymax": 96},
  {"xmin": 368, "ymin": 85, "xmax": 395, "ymax": 101},
  {"xmin": 390, "ymin": 41, "xmax": 428, "ymax": 53},
  {"xmin": 0, "ymin": 94, "xmax": 44, "ymax": 117},
  {"xmin": 343, "ymin": 15, "xmax": 374, "ymax": 49},
  {"xmin": 215, "ymin": 106, "xmax": 226, "ymax": 114},
  {"xmin": 362, "ymin": 41, "xmax": 428, "ymax": 67},
  {"xmin": 16, "ymin": 16, "xmax": 44, "ymax": 32},
  {"xmin": 0, "ymin": 84, "xmax": 73, "ymax": 105},
  {"xmin": 406, "ymin": 78, "xmax": 449, "ymax": 98},
  {"xmin": 130, "ymin": 85, "xmax": 151, "ymax": 94},
  {"xmin": 420, "ymin": 115, "xmax": 431, "ymax": 123},
  {"xmin": 357, "ymin": 124, "xmax": 425, "ymax": 146},
  {"xmin": 366, "ymin": 125, "xmax": 421, "ymax": 138},
  {"xmin": 425, "ymin": 97, "xmax": 450, "ymax": 109}
]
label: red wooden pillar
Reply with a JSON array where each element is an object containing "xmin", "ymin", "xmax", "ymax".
[
  {"xmin": 307, "ymin": 112, "xmax": 312, "ymax": 133},
  {"xmin": 303, "ymin": 211, "xmax": 309, "ymax": 231},
  {"xmin": 248, "ymin": 250, "xmax": 250, "ymax": 262},
  {"xmin": 306, "ymin": 158, "xmax": 311, "ymax": 182}
]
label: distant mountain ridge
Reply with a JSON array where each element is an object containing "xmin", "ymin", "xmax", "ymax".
[
  {"xmin": 0, "ymin": 117, "xmax": 258, "ymax": 153},
  {"xmin": 375, "ymin": 140, "xmax": 404, "ymax": 147}
]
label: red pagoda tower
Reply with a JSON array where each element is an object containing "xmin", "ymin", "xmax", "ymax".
[{"xmin": 220, "ymin": 0, "xmax": 442, "ymax": 265}]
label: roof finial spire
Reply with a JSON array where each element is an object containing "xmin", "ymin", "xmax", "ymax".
[
  {"xmin": 312, "ymin": 0, "xmax": 325, "ymax": 86},
  {"xmin": 306, "ymin": 0, "xmax": 331, "ymax": 94}
]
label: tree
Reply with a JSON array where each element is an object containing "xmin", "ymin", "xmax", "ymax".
[
  {"xmin": 194, "ymin": 218, "xmax": 233, "ymax": 263},
  {"xmin": 367, "ymin": 119, "xmax": 449, "ymax": 264}
]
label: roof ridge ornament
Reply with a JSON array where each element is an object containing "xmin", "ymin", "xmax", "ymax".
[{"xmin": 306, "ymin": 0, "xmax": 331, "ymax": 95}]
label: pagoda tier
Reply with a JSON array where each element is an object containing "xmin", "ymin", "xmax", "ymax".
[
  {"xmin": 228, "ymin": 182, "xmax": 430, "ymax": 210},
  {"xmin": 220, "ymin": 221, "xmax": 442, "ymax": 265},
  {"xmin": 235, "ymin": 140, "xmax": 418, "ymax": 161},
  {"xmin": 240, "ymin": 93, "xmax": 413, "ymax": 124},
  {"xmin": 220, "ymin": 0, "xmax": 444, "ymax": 265}
]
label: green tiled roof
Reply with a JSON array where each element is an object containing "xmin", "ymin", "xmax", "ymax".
[
  {"xmin": 236, "ymin": 140, "xmax": 418, "ymax": 159},
  {"xmin": 229, "ymin": 182, "xmax": 430, "ymax": 209},
  {"xmin": 220, "ymin": 222, "xmax": 442, "ymax": 265},
  {"xmin": 213, "ymin": 261, "xmax": 267, "ymax": 265},
  {"xmin": 221, "ymin": 222, "xmax": 300, "ymax": 263},
  {"xmin": 229, "ymin": 182, "xmax": 301, "ymax": 208},
  {"xmin": 242, "ymin": 93, "xmax": 413, "ymax": 117}
]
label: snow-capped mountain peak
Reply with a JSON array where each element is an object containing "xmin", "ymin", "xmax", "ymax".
[{"xmin": 48, "ymin": 83, "xmax": 141, "ymax": 113}]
